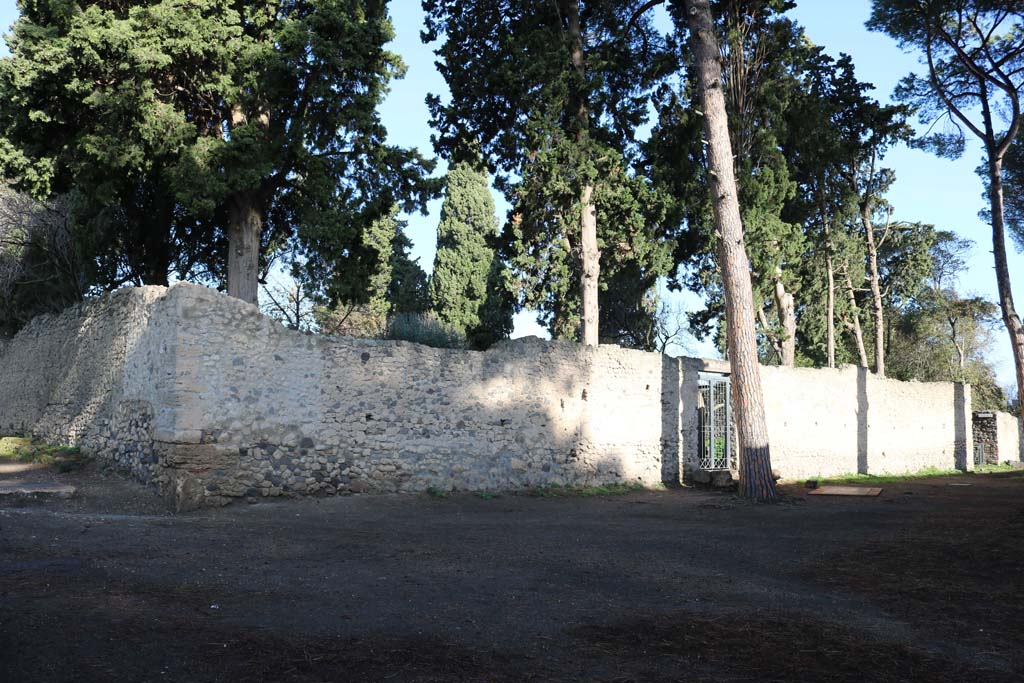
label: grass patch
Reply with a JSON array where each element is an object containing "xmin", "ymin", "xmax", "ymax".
[
  {"xmin": 974, "ymin": 462, "xmax": 1020, "ymax": 473},
  {"xmin": 520, "ymin": 482, "xmax": 646, "ymax": 498},
  {"xmin": 807, "ymin": 467, "xmax": 959, "ymax": 486},
  {"xmin": 424, "ymin": 486, "xmax": 451, "ymax": 499},
  {"xmin": 803, "ymin": 463, "xmax": 1022, "ymax": 487},
  {"xmin": 0, "ymin": 436, "xmax": 33, "ymax": 458},
  {"xmin": 0, "ymin": 436, "xmax": 88, "ymax": 472}
]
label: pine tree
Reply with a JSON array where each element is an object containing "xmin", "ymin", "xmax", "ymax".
[
  {"xmin": 429, "ymin": 161, "xmax": 511, "ymax": 348},
  {"xmin": 868, "ymin": 0, "xmax": 1024, "ymax": 428}
]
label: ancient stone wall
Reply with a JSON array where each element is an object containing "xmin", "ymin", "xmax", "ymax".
[
  {"xmin": 0, "ymin": 284, "xmax": 976, "ymax": 508},
  {"xmin": 758, "ymin": 365, "xmax": 971, "ymax": 480},
  {"xmin": 161, "ymin": 285, "xmax": 684, "ymax": 506},
  {"xmin": 996, "ymin": 411, "xmax": 1022, "ymax": 463},
  {"xmin": 0, "ymin": 286, "xmax": 177, "ymax": 485},
  {"xmin": 973, "ymin": 411, "xmax": 1022, "ymax": 464}
]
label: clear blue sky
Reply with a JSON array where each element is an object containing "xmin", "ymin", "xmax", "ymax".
[{"xmin": 1, "ymin": 1, "xmax": 1021, "ymax": 388}]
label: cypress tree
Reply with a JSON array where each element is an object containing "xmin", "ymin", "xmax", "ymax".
[{"xmin": 429, "ymin": 161, "xmax": 510, "ymax": 348}]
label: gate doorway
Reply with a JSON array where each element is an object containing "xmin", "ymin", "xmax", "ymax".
[{"xmin": 698, "ymin": 373, "xmax": 734, "ymax": 471}]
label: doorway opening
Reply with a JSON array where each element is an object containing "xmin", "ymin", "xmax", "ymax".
[{"xmin": 698, "ymin": 372, "xmax": 734, "ymax": 471}]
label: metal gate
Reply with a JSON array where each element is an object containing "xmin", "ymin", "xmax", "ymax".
[
  {"xmin": 974, "ymin": 442, "xmax": 986, "ymax": 467},
  {"xmin": 698, "ymin": 373, "xmax": 734, "ymax": 471}
]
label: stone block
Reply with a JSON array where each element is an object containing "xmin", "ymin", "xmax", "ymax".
[
  {"xmin": 151, "ymin": 428, "xmax": 203, "ymax": 444},
  {"xmin": 160, "ymin": 443, "xmax": 239, "ymax": 470}
]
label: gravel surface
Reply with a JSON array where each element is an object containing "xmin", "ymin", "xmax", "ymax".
[{"xmin": 1, "ymin": 464, "xmax": 1022, "ymax": 682}]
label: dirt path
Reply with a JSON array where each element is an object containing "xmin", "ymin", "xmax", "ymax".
[{"xmin": 1, "ymin": 466, "xmax": 1022, "ymax": 682}]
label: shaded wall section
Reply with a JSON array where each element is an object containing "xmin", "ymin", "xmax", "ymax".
[{"xmin": 0, "ymin": 287, "xmax": 177, "ymax": 483}]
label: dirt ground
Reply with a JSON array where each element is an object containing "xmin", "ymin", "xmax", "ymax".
[{"xmin": 1, "ymin": 463, "xmax": 1022, "ymax": 683}]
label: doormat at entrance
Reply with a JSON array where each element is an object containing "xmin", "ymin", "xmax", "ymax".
[{"xmin": 807, "ymin": 485, "xmax": 882, "ymax": 496}]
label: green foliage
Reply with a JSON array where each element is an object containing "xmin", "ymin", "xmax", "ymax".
[
  {"xmin": 314, "ymin": 206, "xmax": 430, "ymax": 337},
  {"xmin": 0, "ymin": 436, "xmax": 33, "ymax": 459},
  {"xmin": 0, "ymin": 436, "xmax": 87, "ymax": 472},
  {"xmin": 887, "ymin": 294, "xmax": 1007, "ymax": 409},
  {"xmin": 805, "ymin": 467, "xmax": 963, "ymax": 486},
  {"xmin": 503, "ymin": 156, "xmax": 673, "ymax": 346},
  {"xmin": 429, "ymin": 161, "xmax": 512, "ymax": 349},
  {"xmin": 650, "ymin": 1, "xmax": 808, "ymax": 354},
  {"xmin": 877, "ymin": 221, "xmax": 936, "ymax": 310},
  {"xmin": 385, "ymin": 312, "xmax": 465, "ymax": 349},
  {"xmin": 869, "ymin": 0, "xmax": 1023, "ymax": 405},
  {"xmin": 423, "ymin": 0, "xmax": 674, "ymax": 346},
  {"xmin": 781, "ymin": 50, "xmax": 911, "ymax": 366},
  {"xmin": 0, "ymin": 0, "xmax": 437, "ymax": 310},
  {"xmin": 354, "ymin": 206, "xmax": 429, "ymax": 317},
  {"xmin": 885, "ymin": 231, "xmax": 1007, "ymax": 410},
  {"xmin": 1003, "ymin": 136, "xmax": 1024, "ymax": 253},
  {"xmin": 867, "ymin": 1, "xmax": 1024, "ymax": 163}
]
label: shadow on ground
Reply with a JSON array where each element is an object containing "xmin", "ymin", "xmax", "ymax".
[{"xmin": 1, "ymin": 465, "xmax": 1022, "ymax": 682}]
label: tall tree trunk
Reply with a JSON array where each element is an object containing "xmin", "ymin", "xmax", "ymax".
[
  {"xmin": 227, "ymin": 190, "xmax": 261, "ymax": 305},
  {"xmin": 976, "ymin": 80, "xmax": 1024, "ymax": 423},
  {"xmin": 860, "ymin": 204, "xmax": 885, "ymax": 376},
  {"xmin": 826, "ymin": 250, "xmax": 836, "ymax": 368},
  {"xmin": 686, "ymin": 0, "xmax": 776, "ymax": 502},
  {"xmin": 819, "ymin": 188, "xmax": 836, "ymax": 368},
  {"xmin": 843, "ymin": 267, "xmax": 869, "ymax": 368},
  {"xmin": 773, "ymin": 274, "xmax": 796, "ymax": 367},
  {"xmin": 987, "ymin": 154, "xmax": 1024, "ymax": 414},
  {"xmin": 579, "ymin": 184, "xmax": 599, "ymax": 346},
  {"xmin": 565, "ymin": 0, "xmax": 599, "ymax": 346}
]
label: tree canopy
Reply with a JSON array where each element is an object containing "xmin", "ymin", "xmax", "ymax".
[
  {"xmin": 868, "ymin": 0, "xmax": 1024, "ymax": 425},
  {"xmin": 0, "ymin": 0, "xmax": 437, "ymax": 306},
  {"xmin": 423, "ymin": 0, "xmax": 673, "ymax": 346}
]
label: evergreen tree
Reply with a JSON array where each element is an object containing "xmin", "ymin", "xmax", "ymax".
[
  {"xmin": 647, "ymin": 0, "xmax": 806, "ymax": 365},
  {"xmin": 358, "ymin": 207, "xmax": 429, "ymax": 319},
  {"xmin": 1002, "ymin": 129, "xmax": 1024, "ymax": 252},
  {"xmin": 387, "ymin": 225, "xmax": 430, "ymax": 317},
  {"xmin": 313, "ymin": 206, "xmax": 428, "ymax": 336},
  {"xmin": 429, "ymin": 161, "xmax": 511, "ymax": 348},
  {"xmin": 422, "ymin": 0, "xmax": 672, "ymax": 346},
  {"xmin": 869, "ymin": 0, "xmax": 1024, "ymax": 426},
  {"xmin": 0, "ymin": 0, "xmax": 436, "ymax": 307}
]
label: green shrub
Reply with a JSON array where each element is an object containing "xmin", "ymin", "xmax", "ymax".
[
  {"xmin": 385, "ymin": 312, "xmax": 466, "ymax": 349},
  {"xmin": 0, "ymin": 436, "xmax": 88, "ymax": 471},
  {"xmin": 425, "ymin": 485, "xmax": 452, "ymax": 499}
]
